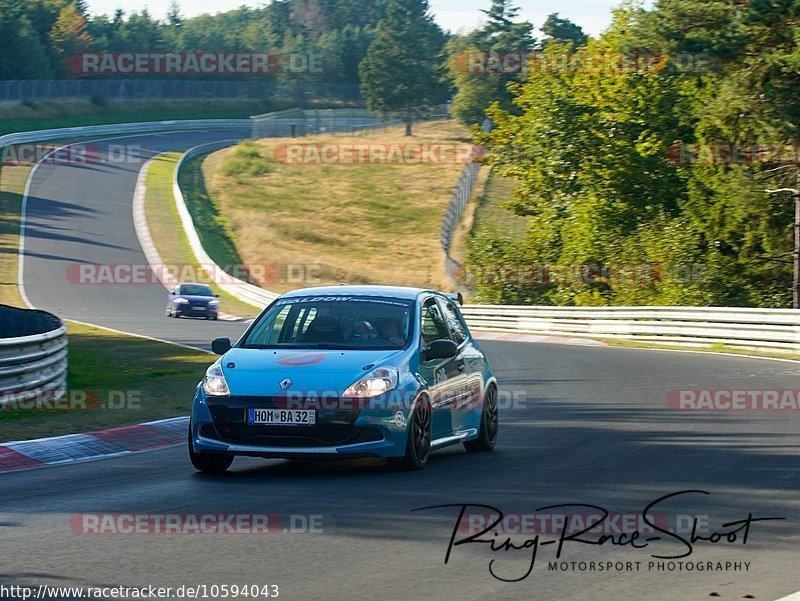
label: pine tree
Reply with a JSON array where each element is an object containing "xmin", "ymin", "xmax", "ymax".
[
  {"xmin": 541, "ymin": 13, "xmax": 587, "ymax": 46},
  {"xmin": 449, "ymin": 0, "xmax": 534, "ymax": 125},
  {"xmin": 359, "ymin": 0, "xmax": 447, "ymax": 135}
]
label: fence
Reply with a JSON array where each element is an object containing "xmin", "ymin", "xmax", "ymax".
[
  {"xmin": 0, "ymin": 306, "xmax": 68, "ymax": 406},
  {"xmin": 0, "ymin": 80, "xmax": 362, "ymax": 103},
  {"xmin": 250, "ymin": 104, "xmax": 452, "ymax": 138},
  {"xmin": 441, "ymin": 159, "xmax": 482, "ymax": 284},
  {"xmin": 459, "ymin": 305, "xmax": 800, "ymax": 351}
]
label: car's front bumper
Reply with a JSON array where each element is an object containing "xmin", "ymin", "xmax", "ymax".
[
  {"xmin": 175, "ymin": 306, "xmax": 217, "ymax": 317},
  {"xmin": 190, "ymin": 389, "xmax": 412, "ymax": 459},
  {"xmin": 192, "ymin": 430, "xmax": 399, "ymax": 459}
]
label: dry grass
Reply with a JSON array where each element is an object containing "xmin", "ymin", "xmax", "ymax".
[
  {"xmin": 205, "ymin": 120, "xmax": 472, "ymax": 293},
  {"xmin": 0, "ymin": 164, "xmax": 31, "ymax": 307}
]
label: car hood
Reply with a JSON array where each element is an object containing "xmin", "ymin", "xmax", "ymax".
[
  {"xmin": 220, "ymin": 348, "xmax": 406, "ymax": 396},
  {"xmin": 175, "ymin": 295, "xmax": 215, "ymax": 303}
]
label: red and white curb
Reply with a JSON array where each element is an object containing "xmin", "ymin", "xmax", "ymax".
[{"xmin": 0, "ymin": 416, "xmax": 188, "ymax": 473}]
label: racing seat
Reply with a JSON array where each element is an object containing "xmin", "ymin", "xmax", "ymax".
[{"xmin": 301, "ymin": 315, "xmax": 345, "ymax": 343}]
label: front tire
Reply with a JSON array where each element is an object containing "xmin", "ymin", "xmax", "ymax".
[
  {"xmin": 464, "ymin": 385, "xmax": 498, "ymax": 453},
  {"xmin": 188, "ymin": 424, "xmax": 233, "ymax": 473},
  {"xmin": 389, "ymin": 396, "xmax": 432, "ymax": 471}
]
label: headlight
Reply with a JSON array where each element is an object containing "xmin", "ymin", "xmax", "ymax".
[
  {"xmin": 174, "ymin": 298, "xmax": 189, "ymax": 304},
  {"xmin": 342, "ymin": 367, "xmax": 398, "ymax": 399},
  {"xmin": 203, "ymin": 364, "xmax": 230, "ymax": 396},
  {"xmin": 209, "ymin": 300, "xmax": 219, "ymax": 306}
]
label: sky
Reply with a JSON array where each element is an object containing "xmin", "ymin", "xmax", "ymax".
[{"xmin": 82, "ymin": 0, "xmax": 654, "ymax": 38}]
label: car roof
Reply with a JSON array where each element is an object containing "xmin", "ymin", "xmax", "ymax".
[{"xmin": 280, "ymin": 285, "xmax": 437, "ymax": 301}]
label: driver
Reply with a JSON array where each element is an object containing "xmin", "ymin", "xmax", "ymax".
[{"xmin": 378, "ymin": 319, "xmax": 405, "ymax": 347}]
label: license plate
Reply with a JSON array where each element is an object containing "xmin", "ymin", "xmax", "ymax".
[
  {"xmin": 247, "ymin": 408, "xmax": 316, "ymax": 426},
  {"xmin": 191, "ymin": 306, "xmax": 205, "ymax": 311}
]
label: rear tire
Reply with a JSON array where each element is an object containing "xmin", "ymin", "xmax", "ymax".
[
  {"xmin": 388, "ymin": 396, "xmax": 432, "ymax": 471},
  {"xmin": 464, "ymin": 385, "xmax": 498, "ymax": 453},
  {"xmin": 188, "ymin": 424, "xmax": 233, "ymax": 473}
]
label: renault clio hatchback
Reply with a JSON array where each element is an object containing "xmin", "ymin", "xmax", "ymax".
[{"xmin": 188, "ymin": 285, "xmax": 498, "ymax": 472}]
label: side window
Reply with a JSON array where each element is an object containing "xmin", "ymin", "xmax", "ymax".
[
  {"xmin": 440, "ymin": 299, "xmax": 467, "ymax": 345},
  {"xmin": 420, "ymin": 298, "xmax": 449, "ymax": 347},
  {"xmin": 246, "ymin": 305, "xmax": 290, "ymax": 346}
]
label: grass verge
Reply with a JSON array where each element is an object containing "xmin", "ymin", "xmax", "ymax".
[
  {"xmin": 0, "ymin": 321, "xmax": 212, "ymax": 442},
  {"xmin": 144, "ymin": 152, "xmax": 260, "ymax": 318},
  {"xmin": 468, "ymin": 170, "xmax": 528, "ymax": 241},
  {"xmin": 0, "ymin": 164, "xmax": 30, "ymax": 307},
  {"xmin": 204, "ymin": 119, "xmax": 472, "ymax": 293}
]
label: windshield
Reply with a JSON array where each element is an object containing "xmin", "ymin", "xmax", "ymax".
[
  {"xmin": 179, "ymin": 284, "xmax": 213, "ymax": 297},
  {"xmin": 242, "ymin": 295, "xmax": 415, "ymax": 350}
]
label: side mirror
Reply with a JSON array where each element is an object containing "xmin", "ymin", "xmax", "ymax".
[
  {"xmin": 170, "ymin": 290, "xmax": 176, "ymax": 295},
  {"xmin": 211, "ymin": 337, "xmax": 232, "ymax": 355},
  {"xmin": 424, "ymin": 339, "xmax": 458, "ymax": 361},
  {"xmin": 214, "ymin": 294, "xmax": 220, "ymax": 298}
]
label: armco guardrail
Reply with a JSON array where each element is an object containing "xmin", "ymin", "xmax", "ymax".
[
  {"xmin": 0, "ymin": 119, "xmax": 251, "ymax": 150},
  {"xmin": 459, "ymin": 305, "xmax": 800, "ymax": 351},
  {"xmin": 0, "ymin": 305, "xmax": 68, "ymax": 405},
  {"xmin": 173, "ymin": 140, "xmax": 279, "ymax": 309}
]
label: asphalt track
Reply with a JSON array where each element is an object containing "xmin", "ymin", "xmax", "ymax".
[
  {"xmin": 2, "ymin": 131, "xmax": 800, "ymax": 601},
  {"xmin": 18, "ymin": 128, "xmax": 253, "ymax": 350}
]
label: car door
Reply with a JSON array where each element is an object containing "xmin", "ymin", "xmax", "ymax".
[
  {"xmin": 436, "ymin": 296, "xmax": 480, "ymax": 434},
  {"xmin": 418, "ymin": 296, "xmax": 460, "ymax": 438}
]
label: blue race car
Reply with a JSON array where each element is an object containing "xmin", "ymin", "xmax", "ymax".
[
  {"xmin": 166, "ymin": 283, "xmax": 220, "ymax": 320},
  {"xmin": 188, "ymin": 285, "xmax": 498, "ymax": 472}
]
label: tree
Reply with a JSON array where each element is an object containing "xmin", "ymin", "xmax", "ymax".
[
  {"xmin": 0, "ymin": 11, "xmax": 52, "ymax": 78},
  {"xmin": 49, "ymin": 3, "xmax": 93, "ymax": 75},
  {"xmin": 449, "ymin": 0, "xmax": 534, "ymax": 126},
  {"xmin": 358, "ymin": 0, "xmax": 447, "ymax": 135},
  {"xmin": 472, "ymin": 8, "xmax": 701, "ymax": 306},
  {"xmin": 480, "ymin": 0, "xmax": 534, "ymax": 50},
  {"xmin": 541, "ymin": 13, "xmax": 587, "ymax": 46}
]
